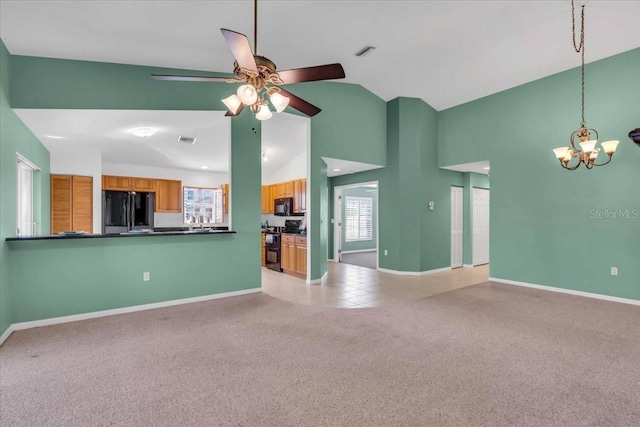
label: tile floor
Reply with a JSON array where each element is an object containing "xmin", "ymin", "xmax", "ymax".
[{"xmin": 262, "ymin": 262, "xmax": 489, "ymax": 308}]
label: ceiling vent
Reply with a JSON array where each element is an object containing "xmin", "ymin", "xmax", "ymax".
[
  {"xmin": 355, "ymin": 46, "xmax": 376, "ymax": 57},
  {"xmin": 178, "ymin": 136, "xmax": 196, "ymax": 145}
]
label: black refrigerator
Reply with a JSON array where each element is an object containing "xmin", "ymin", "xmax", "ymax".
[{"xmin": 102, "ymin": 191, "xmax": 155, "ymax": 234}]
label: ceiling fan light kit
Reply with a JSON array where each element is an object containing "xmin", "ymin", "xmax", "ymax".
[
  {"xmin": 552, "ymin": 0, "xmax": 619, "ymax": 171},
  {"xmin": 151, "ymin": 0, "xmax": 345, "ymax": 121}
]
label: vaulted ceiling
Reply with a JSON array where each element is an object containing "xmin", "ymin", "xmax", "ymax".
[{"xmin": 1, "ymin": 0, "xmax": 638, "ymax": 111}]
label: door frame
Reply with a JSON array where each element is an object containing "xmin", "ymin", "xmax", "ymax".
[{"xmin": 333, "ymin": 180, "xmax": 379, "ymax": 270}]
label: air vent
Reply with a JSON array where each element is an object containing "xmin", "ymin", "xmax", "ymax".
[
  {"xmin": 355, "ymin": 46, "xmax": 376, "ymax": 57},
  {"xmin": 178, "ymin": 136, "xmax": 196, "ymax": 145}
]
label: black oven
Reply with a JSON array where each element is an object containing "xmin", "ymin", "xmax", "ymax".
[
  {"xmin": 265, "ymin": 232, "xmax": 282, "ymax": 272},
  {"xmin": 274, "ymin": 197, "xmax": 293, "ymax": 216}
]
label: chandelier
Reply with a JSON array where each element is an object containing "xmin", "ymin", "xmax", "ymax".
[{"xmin": 552, "ymin": 1, "xmax": 619, "ymax": 170}]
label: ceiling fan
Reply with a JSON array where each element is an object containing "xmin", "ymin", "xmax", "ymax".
[{"xmin": 151, "ymin": 0, "xmax": 345, "ymax": 120}]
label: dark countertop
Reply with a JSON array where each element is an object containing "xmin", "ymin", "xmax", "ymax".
[{"xmin": 6, "ymin": 230, "xmax": 236, "ymax": 242}]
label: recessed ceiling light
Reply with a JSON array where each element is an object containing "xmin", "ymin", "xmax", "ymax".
[
  {"xmin": 131, "ymin": 127, "xmax": 156, "ymax": 138},
  {"xmin": 45, "ymin": 135, "xmax": 63, "ymax": 139},
  {"xmin": 201, "ymin": 165, "xmax": 209, "ymax": 170},
  {"xmin": 484, "ymin": 167, "xmax": 491, "ymax": 170},
  {"xmin": 333, "ymin": 168, "xmax": 340, "ymax": 172}
]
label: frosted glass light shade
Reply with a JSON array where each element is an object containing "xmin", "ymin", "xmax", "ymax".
[
  {"xmin": 589, "ymin": 147, "xmax": 600, "ymax": 160},
  {"xmin": 579, "ymin": 139, "xmax": 598, "ymax": 153},
  {"xmin": 255, "ymin": 104, "xmax": 273, "ymax": 121},
  {"xmin": 222, "ymin": 94, "xmax": 243, "ymax": 115},
  {"xmin": 601, "ymin": 140, "xmax": 620, "ymax": 155},
  {"xmin": 553, "ymin": 147, "xmax": 570, "ymax": 159},
  {"xmin": 237, "ymin": 84, "xmax": 258, "ymax": 105},
  {"xmin": 563, "ymin": 151, "xmax": 573, "ymax": 162},
  {"xmin": 270, "ymin": 92, "xmax": 290, "ymax": 113}
]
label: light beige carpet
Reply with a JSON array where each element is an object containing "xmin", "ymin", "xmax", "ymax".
[{"xmin": 1, "ymin": 282, "xmax": 639, "ymax": 426}]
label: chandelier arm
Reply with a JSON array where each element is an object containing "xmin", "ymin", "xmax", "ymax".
[{"xmin": 592, "ymin": 156, "xmax": 613, "ymax": 167}]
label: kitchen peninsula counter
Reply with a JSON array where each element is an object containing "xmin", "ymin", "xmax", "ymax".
[{"xmin": 6, "ymin": 229, "xmax": 236, "ymax": 242}]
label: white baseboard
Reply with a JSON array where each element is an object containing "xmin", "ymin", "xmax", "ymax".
[
  {"xmin": 490, "ymin": 277, "xmax": 640, "ymax": 306},
  {"xmin": 463, "ymin": 264, "xmax": 474, "ymax": 268},
  {"xmin": 378, "ymin": 266, "xmax": 452, "ymax": 276},
  {"xmin": 0, "ymin": 325, "xmax": 15, "ymax": 346},
  {"xmin": 340, "ymin": 249, "xmax": 377, "ymax": 255},
  {"xmin": 327, "ymin": 259, "xmax": 336, "ymax": 263},
  {"xmin": 307, "ymin": 271, "xmax": 328, "ymax": 284},
  {"xmin": 0, "ymin": 287, "xmax": 262, "ymax": 346}
]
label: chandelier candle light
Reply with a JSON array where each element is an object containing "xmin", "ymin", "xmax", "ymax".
[{"xmin": 552, "ymin": 0, "xmax": 619, "ymax": 170}]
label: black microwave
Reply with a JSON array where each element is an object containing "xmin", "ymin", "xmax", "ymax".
[{"xmin": 274, "ymin": 197, "xmax": 293, "ymax": 216}]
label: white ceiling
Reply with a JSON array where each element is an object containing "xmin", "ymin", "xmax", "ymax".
[
  {"xmin": 322, "ymin": 157, "xmax": 384, "ymax": 178},
  {"xmin": 442, "ymin": 160, "xmax": 490, "ymax": 176},
  {"xmin": 1, "ymin": 1, "xmax": 638, "ymax": 111},
  {"xmin": 14, "ymin": 109, "xmax": 307, "ymax": 173}
]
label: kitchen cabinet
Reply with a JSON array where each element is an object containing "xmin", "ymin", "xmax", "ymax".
[
  {"xmin": 294, "ymin": 236, "xmax": 307, "ymax": 276},
  {"xmin": 274, "ymin": 183, "xmax": 285, "ymax": 199},
  {"xmin": 281, "ymin": 234, "xmax": 307, "ymax": 277},
  {"xmin": 102, "ymin": 175, "xmax": 156, "ymax": 192},
  {"xmin": 261, "ymin": 185, "xmax": 271, "ymax": 213},
  {"xmin": 51, "ymin": 175, "xmax": 93, "ymax": 234},
  {"xmin": 284, "ymin": 181, "xmax": 294, "ymax": 198},
  {"xmin": 155, "ymin": 179, "xmax": 182, "ymax": 213},
  {"xmin": 293, "ymin": 178, "xmax": 307, "ymax": 213},
  {"xmin": 222, "ymin": 183, "xmax": 229, "ymax": 214}
]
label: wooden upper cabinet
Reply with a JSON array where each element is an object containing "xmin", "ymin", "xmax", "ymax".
[
  {"xmin": 292, "ymin": 178, "xmax": 307, "ymax": 213},
  {"xmin": 284, "ymin": 181, "xmax": 294, "ymax": 198},
  {"xmin": 222, "ymin": 183, "xmax": 230, "ymax": 214},
  {"xmin": 275, "ymin": 183, "xmax": 285, "ymax": 199},
  {"xmin": 102, "ymin": 175, "xmax": 132, "ymax": 191},
  {"xmin": 155, "ymin": 179, "xmax": 182, "ymax": 213},
  {"xmin": 131, "ymin": 177, "xmax": 155, "ymax": 192},
  {"xmin": 51, "ymin": 175, "xmax": 93, "ymax": 234},
  {"xmin": 102, "ymin": 175, "xmax": 156, "ymax": 192},
  {"xmin": 267, "ymin": 185, "xmax": 275, "ymax": 213},
  {"xmin": 261, "ymin": 186, "xmax": 269, "ymax": 213}
]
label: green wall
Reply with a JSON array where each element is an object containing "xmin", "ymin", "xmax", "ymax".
[
  {"xmin": 0, "ymin": 45, "xmax": 387, "ymax": 333},
  {"xmin": 0, "ymin": 40, "xmax": 51, "ymax": 335},
  {"xmin": 331, "ymin": 98, "xmax": 464, "ymax": 272},
  {"xmin": 462, "ymin": 173, "xmax": 490, "ymax": 266},
  {"xmin": 341, "ymin": 186, "xmax": 378, "ymax": 252},
  {"xmin": 439, "ymin": 48, "xmax": 640, "ymax": 299}
]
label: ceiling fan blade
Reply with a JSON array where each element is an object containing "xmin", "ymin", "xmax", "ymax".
[
  {"xmin": 225, "ymin": 104, "xmax": 245, "ymax": 117},
  {"xmin": 278, "ymin": 88, "xmax": 321, "ymax": 117},
  {"xmin": 151, "ymin": 74, "xmax": 230, "ymax": 82},
  {"xmin": 277, "ymin": 63, "xmax": 345, "ymax": 84},
  {"xmin": 221, "ymin": 28, "xmax": 258, "ymax": 72}
]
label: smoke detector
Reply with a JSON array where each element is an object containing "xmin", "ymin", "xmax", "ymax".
[{"xmin": 178, "ymin": 136, "xmax": 196, "ymax": 145}]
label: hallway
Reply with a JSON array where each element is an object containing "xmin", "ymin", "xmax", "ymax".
[{"xmin": 262, "ymin": 263, "xmax": 489, "ymax": 308}]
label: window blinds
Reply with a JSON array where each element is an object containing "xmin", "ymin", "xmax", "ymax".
[{"xmin": 345, "ymin": 196, "xmax": 373, "ymax": 241}]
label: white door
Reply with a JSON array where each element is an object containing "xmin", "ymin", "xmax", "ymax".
[
  {"xmin": 472, "ymin": 188, "xmax": 490, "ymax": 265},
  {"xmin": 450, "ymin": 187, "xmax": 463, "ymax": 268}
]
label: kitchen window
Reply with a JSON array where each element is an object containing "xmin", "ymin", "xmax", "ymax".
[
  {"xmin": 16, "ymin": 154, "xmax": 40, "ymax": 236},
  {"xmin": 345, "ymin": 196, "xmax": 373, "ymax": 242},
  {"xmin": 183, "ymin": 187, "xmax": 224, "ymax": 224}
]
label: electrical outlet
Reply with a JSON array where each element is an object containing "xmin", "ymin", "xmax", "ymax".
[
  {"xmin": 384, "ymin": 250, "xmax": 388, "ymax": 256},
  {"xmin": 143, "ymin": 272, "xmax": 150, "ymax": 281},
  {"xmin": 611, "ymin": 267, "xmax": 618, "ymax": 276}
]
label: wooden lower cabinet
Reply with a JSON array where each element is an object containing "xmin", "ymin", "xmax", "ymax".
[
  {"xmin": 281, "ymin": 234, "xmax": 307, "ymax": 277},
  {"xmin": 294, "ymin": 236, "xmax": 307, "ymax": 276},
  {"xmin": 51, "ymin": 175, "xmax": 93, "ymax": 234}
]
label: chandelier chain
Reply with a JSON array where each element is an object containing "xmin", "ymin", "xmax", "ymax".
[{"xmin": 572, "ymin": 0, "xmax": 586, "ymax": 126}]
